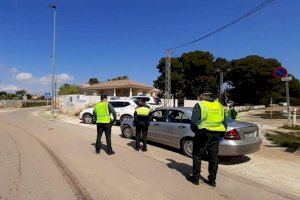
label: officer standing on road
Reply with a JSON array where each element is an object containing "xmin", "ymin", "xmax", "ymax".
[
  {"xmin": 187, "ymin": 93, "xmax": 227, "ymax": 187},
  {"xmin": 133, "ymin": 99, "xmax": 151, "ymax": 152},
  {"xmin": 226, "ymin": 101, "xmax": 240, "ymax": 121},
  {"xmin": 93, "ymin": 94, "xmax": 116, "ymax": 155}
]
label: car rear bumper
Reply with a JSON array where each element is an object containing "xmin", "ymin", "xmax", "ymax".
[{"xmin": 219, "ymin": 137, "xmax": 262, "ymax": 156}]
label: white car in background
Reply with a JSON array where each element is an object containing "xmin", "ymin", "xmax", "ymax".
[
  {"xmin": 131, "ymin": 96, "xmax": 163, "ymax": 110},
  {"xmin": 79, "ymin": 99, "xmax": 139, "ymax": 124}
]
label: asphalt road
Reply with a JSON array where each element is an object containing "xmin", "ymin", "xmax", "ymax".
[{"xmin": 0, "ymin": 107, "xmax": 297, "ymax": 200}]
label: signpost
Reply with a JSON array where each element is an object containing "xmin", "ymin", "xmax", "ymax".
[
  {"xmin": 273, "ymin": 66, "xmax": 291, "ymax": 123},
  {"xmin": 281, "ymin": 76, "xmax": 292, "ymax": 123},
  {"xmin": 45, "ymin": 92, "xmax": 51, "ymax": 110}
]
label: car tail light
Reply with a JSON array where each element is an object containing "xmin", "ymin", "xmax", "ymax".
[{"xmin": 224, "ymin": 129, "xmax": 241, "ymax": 140}]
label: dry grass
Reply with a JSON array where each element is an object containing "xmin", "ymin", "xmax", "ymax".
[{"xmin": 266, "ymin": 131, "xmax": 300, "ymax": 150}]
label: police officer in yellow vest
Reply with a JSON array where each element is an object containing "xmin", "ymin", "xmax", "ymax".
[
  {"xmin": 187, "ymin": 93, "xmax": 227, "ymax": 187},
  {"xmin": 133, "ymin": 99, "xmax": 151, "ymax": 152},
  {"xmin": 226, "ymin": 101, "xmax": 240, "ymax": 121},
  {"xmin": 93, "ymin": 94, "xmax": 116, "ymax": 155}
]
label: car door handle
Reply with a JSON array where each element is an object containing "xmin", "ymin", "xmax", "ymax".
[
  {"xmin": 153, "ymin": 123, "xmax": 159, "ymax": 126},
  {"xmin": 178, "ymin": 126, "xmax": 186, "ymax": 129}
]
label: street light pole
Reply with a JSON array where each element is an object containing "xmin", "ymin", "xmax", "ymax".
[
  {"xmin": 219, "ymin": 70, "xmax": 223, "ymax": 103},
  {"xmin": 49, "ymin": 3, "xmax": 56, "ymax": 119},
  {"xmin": 215, "ymin": 68, "xmax": 223, "ymax": 103}
]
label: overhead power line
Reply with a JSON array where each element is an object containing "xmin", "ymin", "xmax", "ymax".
[{"xmin": 170, "ymin": 0, "xmax": 276, "ymax": 50}]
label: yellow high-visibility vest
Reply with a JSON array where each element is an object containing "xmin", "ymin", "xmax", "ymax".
[
  {"xmin": 136, "ymin": 107, "xmax": 151, "ymax": 116},
  {"xmin": 196, "ymin": 100, "xmax": 226, "ymax": 132},
  {"xmin": 226, "ymin": 107, "xmax": 240, "ymax": 121},
  {"xmin": 94, "ymin": 102, "xmax": 110, "ymax": 123}
]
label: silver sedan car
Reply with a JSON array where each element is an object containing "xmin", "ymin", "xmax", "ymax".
[{"xmin": 120, "ymin": 107, "xmax": 261, "ymax": 157}]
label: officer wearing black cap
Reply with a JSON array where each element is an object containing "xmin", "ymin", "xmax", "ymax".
[
  {"xmin": 133, "ymin": 99, "xmax": 151, "ymax": 151},
  {"xmin": 187, "ymin": 93, "xmax": 227, "ymax": 187},
  {"xmin": 93, "ymin": 94, "xmax": 116, "ymax": 155}
]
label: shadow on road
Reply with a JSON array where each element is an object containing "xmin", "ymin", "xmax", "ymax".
[
  {"xmin": 166, "ymin": 159, "xmax": 206, "ymax": 182},
  {"xmin": 125, "ymin": 138, "xmax": 182, "ymax": 155},
  {"xmin": 219, "ymin": 155, "xmax": 251, "ymax": 165},
  {"xmin": 54, "ymin": 113, "xmax": 61, "ymax": 118},
  {"xmin": 127, "ymin": 141, "xmax": 136, "ymax": 150}
]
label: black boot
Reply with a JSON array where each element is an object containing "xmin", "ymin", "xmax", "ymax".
[
  {"xmin": 142, "ymin": 145, "xmax": 147, "ymax": 152},
  {"xmin": 107, "ymin": 150, "xmax": 115, "ymax": 155},
  {"xmin": 205, "ymin": 179, "xmax": 216, "ymax": 187},
  {"xmin": 107, "ymin": 147, "xmax": 115, "ymax": 155},
  {"xmin": 186, "ymin": 175, "xmax": 200, "ymax": 185},
  {"xmin": 136, "ymin": 142, "xmax": 140, "ymax": 151}
]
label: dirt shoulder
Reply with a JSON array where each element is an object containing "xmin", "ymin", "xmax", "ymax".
[{"xmin": 221, "ymin": 107, "xmax": 300, "ymax": 197}]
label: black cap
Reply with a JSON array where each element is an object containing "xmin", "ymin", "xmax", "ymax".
[{"xmin": 101, "ymin": 94, "xmax": 108, "ymax": 99}]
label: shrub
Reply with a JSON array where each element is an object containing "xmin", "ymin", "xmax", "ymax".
[
  {"xmin": 281, "ymin": 125, "xmax": 300, "ymax": 130},
  {"xmin": 266, "ymin": 131, "xmax": 300, "ymax": 150},
  {"xmin": 23, "ymin": 101, "xmax": 47, "ymax": 107}
]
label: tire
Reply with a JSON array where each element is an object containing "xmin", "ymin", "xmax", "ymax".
[
  {"xmin": 122, "ymin": 125, "xmax": 133, "ymax": 138},
  {"xmin": 83, "ymin": 113, "xmax": 93, "ymax": 124},
  {"xmin": 120, "ymin": 115, "xmax": 132, "ymax": 124},
  {"xmin": 181, "ymin": 139, "xmax": 193, "ymax": 157}
]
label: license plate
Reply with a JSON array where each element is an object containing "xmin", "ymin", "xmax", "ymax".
[{"xmin": 245, "ymin": 131, "xmax": 257, "ymax": 139}]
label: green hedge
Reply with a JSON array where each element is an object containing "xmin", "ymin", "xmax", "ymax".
[{"xmin": 23, "ymin": 101, "xmax": 48, "ymax": 107}]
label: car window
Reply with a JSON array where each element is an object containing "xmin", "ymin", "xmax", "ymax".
[
  {"xmin": 167, "ymin": 110, "xmax": 190, "ymax": 124},
  {"xmin": 151, "ymin": 110, "xmax": 166, "ymax": 122},
  {"xmin": 110, "ymin": 101, "xmax": 129, "ymax": 108},
  {"xmin": 123, "ymin": 102, "xmax": 130, "ymax": 107}
]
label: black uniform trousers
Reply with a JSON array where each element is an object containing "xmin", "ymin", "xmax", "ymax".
[
  {"xmin": 96, "ymin": 123, "xmax": 112, "ymax": 151},
  {"xmin": 192, "ymin": 129, "xmax": 223, "ymax": 181},
  {"xmin": 136, "ymin": 123, "xmax": 148, "ymax": 149}
]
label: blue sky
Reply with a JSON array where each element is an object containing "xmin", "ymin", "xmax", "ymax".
[{"xmin": 0, "ymin": 0, "xmax": 299, "ymax": 94}]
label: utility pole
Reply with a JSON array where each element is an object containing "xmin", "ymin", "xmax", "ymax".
[
  {"xmin": 49, "ymin": 3, "xmax": 56, "ymax": 119},
  {"xmin": 165, "ymin": 49, "xmax": 171, "ymax": 107}
]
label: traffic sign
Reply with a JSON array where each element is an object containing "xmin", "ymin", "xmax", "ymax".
[
  {"xmin": 281, "ymin": 76, "xmax": 292, "ymax": 82},
  {"xmin": 272, "ymin": 67, "xmax": 287, "ymax": 79},
  {"xmin": 45, "ymin": 92, "xmax": 52, "ymax": 99}
]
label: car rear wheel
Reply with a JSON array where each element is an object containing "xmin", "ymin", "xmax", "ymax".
[
  {"xmin": 181, "ymin": 139, "xmax": 193, "ymax": 157},
  {"xmin": 120, "ymin": 115, "xmax": 132, "ymax": 124},
  {"xmin": 122, "ymin": 125, "xmax": 133, "ymax": 138},
  {"xmin": 83, "ymin": 113, "xmax": 93, "ymax": 124}
]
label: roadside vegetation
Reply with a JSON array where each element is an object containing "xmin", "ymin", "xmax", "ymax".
[
  {"xmin": 0, "ymin": 89, "xmax": 35, "ymax": 100},
  {"xmin": 23, "ymin": 101, "xmax": 47, "ymax": 107},
  {"xmin": 266, "ymin": 131, "xmax": 300, "ymax": 150},
  {"xmin": 154, "ymin": 51, "xmax": 300, "ymax": 105},
  {"xmin": 281, "ymin": 125, "xmax": 300, "ymax": 130}
]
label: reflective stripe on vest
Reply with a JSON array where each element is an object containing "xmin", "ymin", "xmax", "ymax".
[
  {"xmin": 197, "ymin": 100, "xmax": 226, "ymax": 132},
  {"xmin": 226, "ymin": 108, "xmax": 240, "ymax": 121},
  {"xmin": 136, "ymin": 107, "xmax": 151, "ymax": 116},
  {"xmin": 94, "ymin": 102, "xmax": 110, "ymax": 123}
]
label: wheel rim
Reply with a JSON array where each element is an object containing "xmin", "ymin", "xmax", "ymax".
[
  {"xmin": 123, "ymin": 126, "xmax": 133, "ymax": 138},
  {"xmin": 84, "ymin": 115, "xmax": 93, "ymax": 123},
  {"xmin": 183, "ymin": 140, "xmax": 193, "ymax": 157}
]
